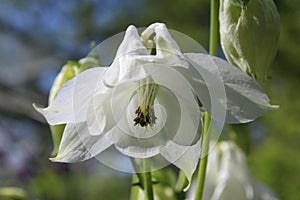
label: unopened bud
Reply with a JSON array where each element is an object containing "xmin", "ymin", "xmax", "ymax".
[
  {"xmin": 78, "ymin": 57, "xmax": 99, "ymax": 72},
  {"xmin": 219, "ymin": 0, "xmax": 280, "ymax": 80}
]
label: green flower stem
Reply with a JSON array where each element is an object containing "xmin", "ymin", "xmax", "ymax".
[
  {"xmin": 209, "ymin": 0, "xmax": 219, "ymax": 56},
  {"xmin": 143, "ymin": 159, "xmax": 154, "ymax": 200},
  {"xmin": 130, "ymin": 158, "xmax": 145, "ymax": 190},
  {"xmin": 195, "ymin": 0, "xmax": 219, "ymax": 199},
  {"xmin": 129, "ymin": 159, "xmax": 154, "ymax": 200},
  {"xmin": 130, "ymin": 175, "xmax": 140, "ymax": 200},
  {"xmin": 194, "ymin": 112, "xmax": 211, "ymax": 200}
]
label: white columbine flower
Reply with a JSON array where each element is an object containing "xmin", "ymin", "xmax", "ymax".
[
  {"xmin": 186, "ymin": 141, "xmax": 279, "ymax": 200},
  {"xmin": 34, "ymin": 23, "xmax": 276, "ymax": 185}
]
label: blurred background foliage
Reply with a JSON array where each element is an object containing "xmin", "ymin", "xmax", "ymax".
[{"xmin": 0, "ymin": 0, "xmax": 299, "ymax": 199}]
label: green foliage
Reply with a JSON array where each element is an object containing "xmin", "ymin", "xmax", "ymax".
[
  {"xmin": 248, "ymin": 77, "xmax": 300, "ymax": 200},
  {"xmin": 27, "ymin": 168, "xmax": 131, "ymax": 200},
  {"xmin": 249, "ymin": 138, "xmax": 300, "ymax": 200}
]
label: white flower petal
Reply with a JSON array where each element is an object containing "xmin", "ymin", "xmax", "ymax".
[
  {"xmin": 151, "ymin": 65, "xmax": 202, "ymax": 145},
  {"xmin": 104, "ymin": 81, "xmax": 163, "ymax": 158},
  {"xmin": 105, "ymin": 24, "xmax": 191, "ymax": 87},
  {"xmin": 104, "ymin": 59, "xmax": 152, "ymax": 87},
  {"xmin": 33, "ymin": 78, "xmax": 75, "ymax": 125},
  {"xmin": 210, "ymin": 148, "xmax": 252, "ymax": 200},
  {"xmin": 115, "ymin": 25, "xmax": 148, "ymax": 59},
  {"xmin": 34, "ymin": 67, "xmax": 107, "ymax": 125},
  {"xmin": 109, "ymin": 125, "xmax": 164, "ymax": 158},
  {"xmin": 104, "ymin": 25, "xmax": 149, "ymax": 86},
  {"xmin": 86, "ymin": 93, "xmax": 115, "ymax": 136},
  {"xmin": 175, "ymin": 56, "xmax": 227, "ymax": 124},
  {"xmin": 156, "ymin": 86, "xmax": 201, "ymax": 145},
  {"xmin": 184, "ymin": 53, "xmax": 277, "ymax": 123},
  {"xmin": 108, "ymin": 98, "xmax": 168, "ymax": 158},
  {"xmin": 160, "ymin": 140, "xmax": 202, "ymax": 191},
  {"xmin": 204, "ymin": 142, "xmax": 261, "ymax": 200},
  {"xmin": 86, "ymin": 96, "xmax": 106, "ymax": 136},
  {"xmin": 106, "ymin": 64, "xmax": 202, "ymax": 157},
  {"xmin": 105, "ymin": 24, "xmax": 201, "ymax": 88},
  {"xmin": 50, "ymin": 122, "xmax": 112, "ymax": 162}
]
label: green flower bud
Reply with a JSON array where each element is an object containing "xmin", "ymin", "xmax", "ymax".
[
  {"xmin": 78, "ymin": 57, "xmax": 100, "ymax": 72},
  {"xmin": 48, "ymin": 62, "xmax": 79, "ymax": 156},
  {"xmin": 219, "ymin": 0, "xmax": 280, "ymax": 80},
  {"xmin": 229, "ymin": 0, "xmax": 248, "ymax": 9},
  {"xmin": 49, "ymin": 62, "xmax": 80, "ymax": 103},
  {"xmin": 47, "ymin": 56, "xmax": 100, "ymax": 156}
]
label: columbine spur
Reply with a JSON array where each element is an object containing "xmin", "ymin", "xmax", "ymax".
[{"xmin": 34, "ymin": 23, "xmax": 276, "ymax": 185}]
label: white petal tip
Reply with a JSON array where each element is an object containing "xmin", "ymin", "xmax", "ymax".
[
  {"xmin": 126, "ymin": 25, "xmax": 137, "ymax": 33},
  {"xmin": 260, "ymin": 103, "xmax": 279, "ymax": 112},
  {"xmin": 49, "ymin": 152, "xmax": 68, "ymax": 162},
  {"xmin": 49, "ymin": 157, "xmax": 58, "ymax": 162},
  {"xmin": 32, "ymin": 103, "xmax": 45, "ymax": 112},
  {"xmin": 269, "ymin": 104, "xmax": 279, "ymax": 110},
  {"xmin": 49, "ymin": 156, "xmax": 67, "ymax": 163},
  {"xmin": 183, "ymin": 182, "xmax": 191, "ymax": 192}
]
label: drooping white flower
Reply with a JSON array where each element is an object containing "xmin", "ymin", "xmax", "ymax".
[
  {"xmin": 186, "ymin": 141, "xmax": 279, "ymax": 200},
  {"xmin": 34, "ymin": 23, "xmax": 276, "ymax": 185}
]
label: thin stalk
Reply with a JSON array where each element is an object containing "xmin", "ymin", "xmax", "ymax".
[
  {"xmin": 143, "ymin": 159, "xmax": 154, "ymax": 200},
  {"xmin": 130, "ymin": 158, "xmax": 144, "ymax": 189},
  {"xmin": 194, "ymin": 112, "xmax": 211, "ymax": 200},
  {"xmin": 194, "ymin": 0, "xmax": 219, "ymax": 199},
  {"xmin": 130, "ymin": 175, "xmax": 140, "ymax": 200},
  {"xmin": 209, "ymin": 0, "xmax": 219, "ymax": 56}
]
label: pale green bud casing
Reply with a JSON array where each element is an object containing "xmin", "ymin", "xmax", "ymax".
[
  {"xmin": 48, "ymin": 63, "xmax": 79, "ymax": 156},
  {"xmin": 48, "ymin": 57, "xmax": 100, "ymax": 156},
  {"xmin": 78, "ymin": 56, "xmax": 100, "ymax": 72},
  {"xmin": 219, "ymin": 0, "xmax": 280, "ymax": 80},
  {"xmin": 229, "ymin": 0, "xmax": 248, "ymax": 9},
  {"xmin": 48, "ymin": 63, "xmax": 80, "ymax": 103}
]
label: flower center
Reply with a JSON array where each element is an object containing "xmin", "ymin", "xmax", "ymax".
[{"xmin": 134, "ymin": 77, "xmax": 159, "ymax": 127}]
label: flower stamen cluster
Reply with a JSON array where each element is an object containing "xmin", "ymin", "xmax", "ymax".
[{"xmin": 134, "ymin": 78, "xmax": 158, "ymax": 127}]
